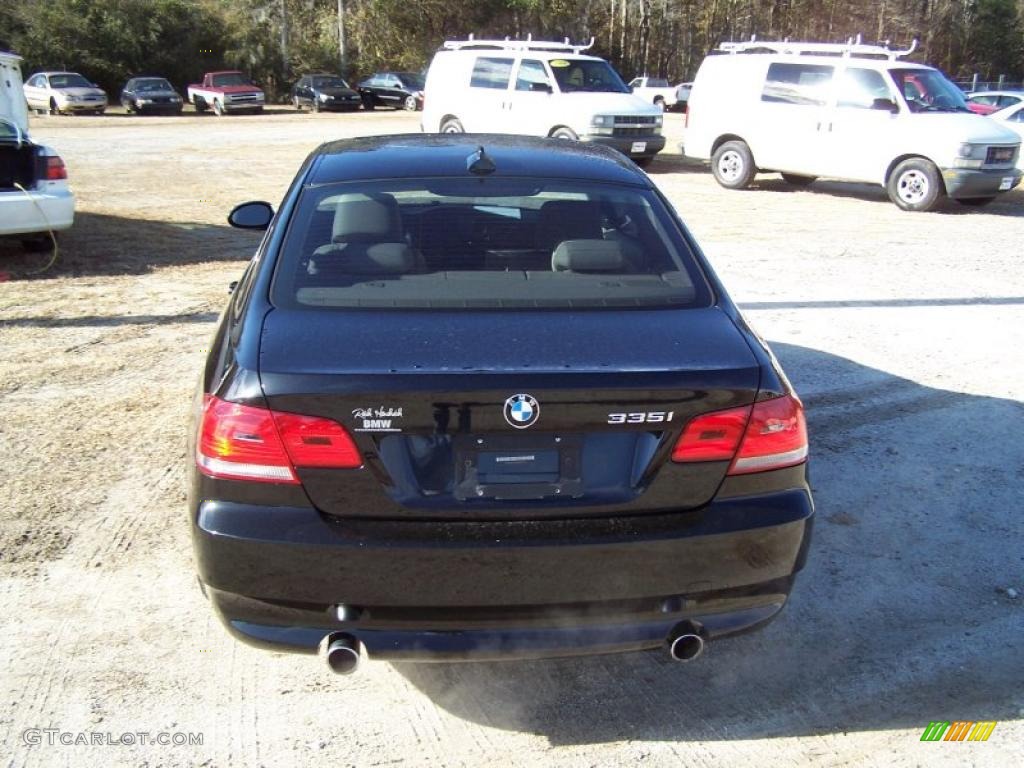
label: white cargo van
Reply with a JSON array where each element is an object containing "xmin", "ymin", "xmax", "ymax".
[
  {"xmin": 1, "ymin": 51, "xmax": 75, "ymax": 249},
  {"xmin": 422, "ymin": 37, "xmax": 665, "ymax": 166},
  {"xmin": 683, "ymin": 39, "xmax": 1022, "ymax": 211}
]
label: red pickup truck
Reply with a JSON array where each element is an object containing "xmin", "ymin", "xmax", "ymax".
[{"xmin": 187, "ymin": 71, "xmax": 265, "ymax": 116}]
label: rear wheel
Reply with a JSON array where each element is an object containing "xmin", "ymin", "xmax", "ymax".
[
  {"xmin": 550, "ymin": 127, "xmax": 578, "ymax": 140},
  {"xmin": 887, "ymin": 158, "xmax": 943, "ymax": 212},
  {"xmin": 440, "ymin": 117, "xmax": 464, "ymax": 134},
  {"xmin": 711, "ymin": 140, "xmax": 757, "ymax": 189},
  {"xmin": 194, "ymin": 98, "xmax": 207, "ymax": 113},
  {"xmin": 362, "ymin": 95, "xmax": 375, "ymax": 111},
  {"xmin": 781, "ymin": 173, "xmax": 816, "ymax": 187},
  {"xmin": 956, "ymin": 196, "xmax": 996, "ymax": 207},
  {"xmin": 21, "ymin": 235, "xmax": 53, "ymax": 253}
]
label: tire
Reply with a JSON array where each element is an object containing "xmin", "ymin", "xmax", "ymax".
[
  {"xmin": 49, "ymin": 98, "xmax": 59, "ymax": 116},
  {"xmin": 213, "ymin": 99, "xmax": 224, "ymax": 116},
  {"xmin": 634, "ymin": 157, "xmax": 654, "ymax": 169},
  {"xmin": 654, "ymin": 97, "xmax": 665, "ymax": 111},
  {"xmin": 711, "ymin": 140, "xmax": 757, "ymax": 189},
  {"xmin": 440, "ymin": 117, "xmax": 464, "ymax": 134},
  {"xmin": 403, "ymin": 95, "xmax": 418, "ymax": 111},
  {"xmin": 550, "ymin": 127, "xmax": 578, "ymax": 140},
  {"xmin": 194, "ymin": 98, "xmax": 207, "ymax": 114},
  {"xmin": 781, "ymin": 173, "xmax": 816, "ymax": 186},
  {"xmin": 293, "ymin": 95, "xmax": 302, "ymax": 111},
  {"xmin": 887, "ymin": 158, "xmax": 943, "ymax": 212},
  {"xmin": 956, "ymin": 196, "xmax": 996, "ymax": 207},
  {"xmin": 362, "ymin": 95, "xmax": 375, "ymax": 111},
  {"xmin": 253, "ymin": 106, "xmax": 263, "ymax": 115},
  {"xmin": 311, "ymin": 99, "xmax": 320, "ymax": 113},
  {"xmin": 21, "ymin": 235, "xmax": 53, "ymax": 253}
]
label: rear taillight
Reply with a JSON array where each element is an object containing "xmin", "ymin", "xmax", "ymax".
[
  {"xmin": 45, "ymin": 156, "xmax": 67, "ymax": 180},
  {"xmin": 197, "ymin": 395, "xmax": 361, "ymax": 484},
  {"xmin": 671, "ymin": 394, "xmax": 807, "ymax": 475}
]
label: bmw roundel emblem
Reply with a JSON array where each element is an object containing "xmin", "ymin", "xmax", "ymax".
[{"xmin": 503, "ymin": 394, "xmax": 540, "ymax": 429}]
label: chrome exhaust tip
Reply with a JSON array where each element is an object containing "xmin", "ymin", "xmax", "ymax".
[
  {"xmin": 667, "ymin": 622, "xmax": 706, "ymax": 663},
  {"xmin": 322, "ymin": 633, "xmax": 362, "ymax": 675}
]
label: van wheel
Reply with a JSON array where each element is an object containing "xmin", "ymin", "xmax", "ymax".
[
  {"xmin": 887, "ymin": 158, "xmax": 943, "ymax": 212},
  {"xmin": 712, "ymin": 140, "xmax": 756, "ymax": 189},
  {"xmin": 781, "ymin": 173, "xmax": 816, "ymax": 187},
  {"xmin": 956, "ymin": 196, "xmax": 995, "ymax": 207},
  {"xmin": 440, "ymin": 117, "xmax": 464, "ymax": 133},
  {"xmin": 551, "ymin": 127, "xmax": 578, "ymax": 140}
]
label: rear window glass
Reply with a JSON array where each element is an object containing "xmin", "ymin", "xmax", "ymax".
[{"xmin": 272, "ymin": 178, "xmax": 710, "ymax": 310}]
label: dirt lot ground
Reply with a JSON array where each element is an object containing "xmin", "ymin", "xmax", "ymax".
[{"xmin": 1, "ymin": 107, "xmax": 1022, "ymax": 767}]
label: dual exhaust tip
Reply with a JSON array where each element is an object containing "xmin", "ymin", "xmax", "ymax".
[{"xmin": 320, "ymin": 621, "xmax": 706, "ymax": 674}]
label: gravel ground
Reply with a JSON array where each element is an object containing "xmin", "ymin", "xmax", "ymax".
[{"xmin": 1, "ymin": 107, "xmax": 1022, "ymax": 767}]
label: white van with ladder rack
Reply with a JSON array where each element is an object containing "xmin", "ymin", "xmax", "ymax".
[
  {"xmin": 683, "ymin": 37, "xmax": 1022, "ymax": 210},
  {"xmin": 422, "ymin": 36, "xmax": 665, "ymax": 166}
]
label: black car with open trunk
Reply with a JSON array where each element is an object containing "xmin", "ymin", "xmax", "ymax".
[{"xmin": 189, "ymin": 134, "xmax": 814, "ymax": 674}]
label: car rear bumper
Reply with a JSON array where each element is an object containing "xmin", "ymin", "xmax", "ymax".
[
  {"xmin": 941, "ymin": 166, "xmax": 1022, "ymax": 197},
  {"xmin": 0, "ymin": 186, "xmax": 75, "ymax": 236},
  {"xmin": 583, "ymin": 134, "xmax": 667, "ymax": 158},
  {"xmin": 192, "ymin": 487, "xmax": 813, "ymax": 660}
]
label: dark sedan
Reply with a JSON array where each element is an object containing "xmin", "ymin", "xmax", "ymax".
[
  {"xmin": 291, "ymin": 74, "xmax": 362, "ymax": 112},
  {"xmin": 190, "ymin": 134, "xmax": 814, "ymax": 675},
  {"xmin": 119, "ymin": 77, "xmax": 183, "ymax": 115},
  {"xmin": 357, "ymin": 72, "xmax": 424, "ymax": 110}
]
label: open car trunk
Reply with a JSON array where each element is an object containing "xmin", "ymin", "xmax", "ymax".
[
  {"xmin": 0, "ymin": 142, "xmax": 37, "ymax": 191},
  {"xmin": 258, "ymin": 307, "xmax": 761, "ymax": 521}
]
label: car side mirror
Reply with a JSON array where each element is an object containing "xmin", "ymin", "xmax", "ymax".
[
  {"xmin": 228, "ymin": 201, "xmax": 274, "ymax": 230},
  {"xmin": 530, "ymin": 82, "xmax": 553, "ymax": 94},
  {"xmin": 872, "ymin": 98, "xmax": 899, "ymax": 114}
]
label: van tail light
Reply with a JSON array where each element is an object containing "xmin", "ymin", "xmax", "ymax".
[
  {"xmin": 45, "ymin": 156, "xmax": 67, "ymax": 180},
  {"xmin": 671, "ymin": 394, "xmax": 807, "ymax": 475},
  {"xmin": 197, "ymin": 395, "xmax": 361, "ymax": 484}
]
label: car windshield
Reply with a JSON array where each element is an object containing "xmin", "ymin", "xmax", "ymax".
[
  {"xmin": 135, "ymin": 78, "xmax": 173, "ymax": 92},
  {"xmin": 211, "ymin": 73, "xmax": 251, "ymax": 87},
  {"xmin": 550, "ymin": 60, "xmax": 629, "ymax": 93},
  {"xmin": 313, "ymin": 76, "xmax": 349, "ymax": 89},
  {"xmin": 646, "ymin": 78, "xmax": 670, "ymax": 87},
  {"xmin": 889, "ymin": 69, "xmax": 971, "ymax": 112},
  {"xmin": 49, "ymin": 74, "xmax": 92, "ymax": 89},
  {"xmin": 397, "ymin": 73, "xmax": 425, "ymax": 90},
  {"xmin": 273, "ymin": 177, "xmax": 709, "ymax": 310}
]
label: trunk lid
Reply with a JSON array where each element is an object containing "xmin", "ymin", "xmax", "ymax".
[{"xmin": 258, "ymin": 307, "xmax": 760, "ymax": 519}]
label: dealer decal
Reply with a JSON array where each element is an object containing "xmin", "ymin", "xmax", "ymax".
[{"xmin": 352, "ymin": 406, "xmax": 404, "ymax": 433}]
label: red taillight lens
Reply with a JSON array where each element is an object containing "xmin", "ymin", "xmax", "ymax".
[
  {"xmin": 45, "ymin": 156, "xmax": 67, "ymax": 180},
  {"xmin": 273, "ymin": 412, "xmax": 362, "ymax": 469},
  {"xmin": 671, "ymin": 394, "xmax": 807, "ymax": 475},
  {"xmin": 197, "ymin": 396, "xmax": 361, "ymax": 484},
  {"xmin": 671, "ymin": 405, "xmax": 750, "ymax": 462},
  {"xmin": 729, "ymin": 395, "xmax": 808, "ymax": 475}
]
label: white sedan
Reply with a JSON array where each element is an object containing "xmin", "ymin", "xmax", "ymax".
[{"xmin": 989, "ymin": 102, "xmax": 1024, "ymax": 170}]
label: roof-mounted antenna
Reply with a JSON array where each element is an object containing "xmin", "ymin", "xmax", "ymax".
[{"xmin": 467, "ymin": 146, "xmax": 496, "ymax": 176}]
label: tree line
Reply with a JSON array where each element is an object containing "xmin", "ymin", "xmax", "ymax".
[{"xmin": 2, "ymin": 0, "xmax": 1022, "ymax": 99}]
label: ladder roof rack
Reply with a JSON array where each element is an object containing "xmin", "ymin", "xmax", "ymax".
[
  {"xmin": 442, "ymin": 34, "xmax": 596, "ymax": 55},
  {"xmin": 717, "ymin": 35, "xmax": 918, "ymax": 61}
]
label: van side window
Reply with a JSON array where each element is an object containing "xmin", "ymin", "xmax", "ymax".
[
  {"xmin": 470, "ymin": 57, "xmax": 514, "ymax": 90},
  {"xmin": 837, "ymin": 68, "xmax": 891, "ymax": 109},
  {"xmin": 515, "ymin": 60, "xmax": 550, "ymax": 91},
  {"xmin": 761, "ymin": 63, "xmax": 834, "ymax": 106}
]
